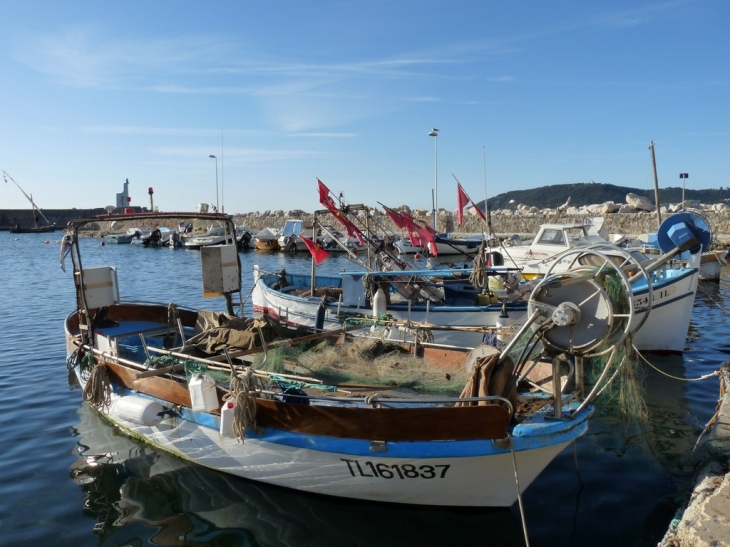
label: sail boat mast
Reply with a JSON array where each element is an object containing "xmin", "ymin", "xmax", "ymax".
[{"xmin": 3, "ymin": 171, "xmax": 52, "ymax": 226}]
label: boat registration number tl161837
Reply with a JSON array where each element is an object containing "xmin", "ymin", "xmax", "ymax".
[{"xmin": 341, "ymin": 459, "xmax": 451, "ymax": 479}]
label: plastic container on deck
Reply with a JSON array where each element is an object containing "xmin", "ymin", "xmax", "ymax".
[
  {"xmin": 188, "ymin": 373, "xmax": 218, "ymax": 412},
  {"xmin": 220, "ymin": 400, "xmax": 236, "ymax": 437}
]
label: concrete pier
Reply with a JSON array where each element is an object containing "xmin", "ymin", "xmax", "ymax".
[{"xmin": 661, "ymin": 363, "xmax": 730, "ymax": 546}]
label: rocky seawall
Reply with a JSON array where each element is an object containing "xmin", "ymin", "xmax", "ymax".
[{"xmin": 3, "ymin": 205, "xmax": 730, "ymax": 246}]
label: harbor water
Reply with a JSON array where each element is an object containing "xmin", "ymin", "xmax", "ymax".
[{"xmin": 0, "ymin": 231, "xmax": 727, "ymax": 547}]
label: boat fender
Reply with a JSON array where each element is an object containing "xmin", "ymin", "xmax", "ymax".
[
  {"xmin": 189, "ymin": 373, "xmax": 219, "ymax": 412},
  {"xmin": 496, "ymin": 305, "xmax": 511, "ymax": 342},
  {"xmin": 114, "ymin": 396, "xmax": 164, "ymax": 427},
  {"xmin": 372, "ymin": 288, "xmax": 387, "ymax": 317},
  {"xmin": 315, "ymin": 302, "xmax": 326, "ymax": 331}
]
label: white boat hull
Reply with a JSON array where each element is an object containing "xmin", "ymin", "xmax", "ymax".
[
  {"xmin": 629, "ymin": 266, "xmax": 699, "ymax": 353},
  {"xmin": 251, "ymin": 266, "xmax": 527, "ymax": 348},
  {"xmin": 81, "ymin": 382, "xmax": 590, "ymax": 507},
  {"xmin": 394, "ymin": 237, "xmax": 482, "ymax": 256}
]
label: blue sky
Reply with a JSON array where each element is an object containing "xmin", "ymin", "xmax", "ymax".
[{"xmin": 1, "ymin": 0, "xmax": 728, "ymax": 215}]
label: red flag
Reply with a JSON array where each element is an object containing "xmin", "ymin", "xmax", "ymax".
[
  {"xmin": 317, "ymin": 179, "xmax": 337, "ymax": 210},
  {"xmin": 383, "ymin": 205, "xmax": 407, "ymax": 230},
  {"xmin": 401, "ymin": 212, "xmax": 437, "ymax": 256},
  {"xmin": 457, "ymin": 183, "xmax": 470, "ymax": 226},
  {"xmin": 417, "ymin": 220, "xmax": 438, "ymax": 236},
  {"xmin": 299, "ymin": 235, "xmax": 330, "ymax": 265},
  {"xmin": 472, "ymin": 201, "xmax": 486, "ymax": 221},
  {"xmin": 317, "ymin": 180, "xmax": 365, "ymax": 246}
]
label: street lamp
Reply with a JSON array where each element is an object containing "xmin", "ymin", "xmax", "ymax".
[
  {"xmin": 680, "ymin": 173, "xmax": 689, "ymax": 210},
  {"xmin": 428, "ymin": 128, "xmax": 439, "ymax": 230},
  {"xmin": 208, "ymin": 154, "xmax": 219, "ymax": 212}
]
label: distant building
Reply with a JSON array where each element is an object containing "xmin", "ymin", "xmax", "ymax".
[{"xmin": 116, "ymin": 179, "xmax": 131, "ymax": 209}]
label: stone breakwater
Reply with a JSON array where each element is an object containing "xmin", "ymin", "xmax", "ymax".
[
  {"xmin": 233, "ymin": 207, "xmax": 730, "ymax": 247},
  {"xmin": 3, "ymin": 203, "xmax": 730, "ymax": 246}
]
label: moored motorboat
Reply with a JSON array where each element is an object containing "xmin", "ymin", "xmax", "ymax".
[{"xmin": 254, "ymin": 228, "xmax": 280, "ymax": 251}]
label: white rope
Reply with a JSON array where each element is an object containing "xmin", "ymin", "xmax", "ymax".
[{"xmin": 509, "ymin": 434, "xmax": 531, "ymax": 547}]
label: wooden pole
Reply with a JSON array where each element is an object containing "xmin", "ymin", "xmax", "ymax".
[{"xmin": 649, "ymin": 140, "xmax": 662, "ymax": 227}]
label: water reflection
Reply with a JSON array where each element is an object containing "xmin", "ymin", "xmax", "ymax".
[{"xmin": 69, "ymin": 406, "xmax": 525, "ymax": 547}]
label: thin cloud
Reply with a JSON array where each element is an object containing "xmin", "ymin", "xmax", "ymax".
[{"xmin": 150, "ymin": 145, "xmax": 320, "ymax": 162}]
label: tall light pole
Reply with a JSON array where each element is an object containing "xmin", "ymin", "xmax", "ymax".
[
  {"xmin": 208, "ymin": 154, "xmax": 219, "ymax": 212},
  {"xmin": 680, "ymin": 173, "xmax": 689, "ymax": 210},
  {"xmin": 428, "ymin": 128, "xmax": 439, "ymax": 229}
]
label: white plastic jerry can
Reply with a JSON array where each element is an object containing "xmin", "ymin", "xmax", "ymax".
[
  {"xmin": 220, "ymin": 399, "xmax": 236, "ymax": 437},
  {"xmin": 188, "ymin": 373, "xmax": 218, "ymax": 412}
]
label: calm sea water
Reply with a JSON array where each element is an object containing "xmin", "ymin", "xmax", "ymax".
[{"xmin": 0, "ymin": 231, "xmax": 727, "ymax": 547}]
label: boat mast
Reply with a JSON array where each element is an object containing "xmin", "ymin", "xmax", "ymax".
[
  {"xmin": 649, "ymin": 141, "xmax": 662, "ymax": 227},
  {"xmin": 2, "ymin": 171, "xmax": 51, "ymax": 226}
]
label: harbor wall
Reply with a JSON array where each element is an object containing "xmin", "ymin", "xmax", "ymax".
[
  {"xmin": 3, "ymin": 208, "xmax": 730, "ymax": 244},
  {"xmin": 233, "ymin": 209, "xmax": 730, "ymax": 243},
  {"xmin": 0, "ymin": 208, "xmax": 107, "ymax": 230}
]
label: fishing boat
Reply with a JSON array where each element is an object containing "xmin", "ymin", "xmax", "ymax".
[
  {"xmin": 393, "ymin": 233, "xmax": 483, "ymax": 256},
  {"xmin": 252, "ymin": 265, "xmax": 529, "ymax": 348},
  {"xmin": 253, "ymin": 211, "xmax": 705, "ymax": 354},
  {"xmin": 3, "ymin": 170, "xmax": 59, "ymax": 233},
  {"xmin": 63, "ymin": 209, "xmax": 660, "ymax": 509}
]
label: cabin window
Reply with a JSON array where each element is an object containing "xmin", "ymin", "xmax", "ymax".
[{"xmin": 537, "ymin": 229, "xmax": 565, "ymax": 246}]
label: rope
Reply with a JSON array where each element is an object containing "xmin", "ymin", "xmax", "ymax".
[
  {"xmin": 508, "ymin": 434, "xmax": 531, "ymax": 547},
  {"xmin": 696, "ymin": 282, "xmax": 730, "ymax": 314},
  {"xmin": 83, "ymin": 357, "xmax": 111, "ymax": 411},
  {"xmin": 632, "ymin": 344, "xmax": 722, "ymax": 382},
  {"xmin": 693, "ymin": 363, "xmax": 730, "ymax": 450},
  {"xmin": 469, "ymin": 240, "xmax": 487, "ymax": 289},
  {"xmin": 227, "ymin": 367, "xmax": 259, "ymax": 442}
]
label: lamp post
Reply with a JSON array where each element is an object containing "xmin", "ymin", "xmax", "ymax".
[
  {"xmin": 680, "ymin": 173, "xmax": 689, "ymax": 210},
  {"xmin": 208, "ymin": 154, "xmax": 219, "ymax": 212},
  {"xmin": 428, "ymin": 128, "xmax": 439, "ymax": 230}
]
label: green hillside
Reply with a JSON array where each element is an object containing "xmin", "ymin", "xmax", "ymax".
[{"xmin": 483, "ymin": 182, "xmax": 730, "ymax": 210}]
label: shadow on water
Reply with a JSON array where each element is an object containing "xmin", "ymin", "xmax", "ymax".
[{"xmin": 69, "ymin": 405, "xmax": 525, "ymax": 547}]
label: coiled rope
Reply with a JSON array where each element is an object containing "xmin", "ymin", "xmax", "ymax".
[
  {"xmin": 469, "ymin": 240, "xmax": 487, "ymax": 289},
  {"xmin": 82, "ymin": 353, "xmax": 111, "ymax": 411},
  {"xmin": 227, "ymin": 367, "xmax": 259, "ymax": 442}
]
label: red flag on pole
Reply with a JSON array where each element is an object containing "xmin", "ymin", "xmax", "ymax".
[
  {"xmin": 457, "ymin": 182, "xmax": 487, "ymax": 223},
  {"xmin": 457, "ymin": 183, "xmax": 470, "ymax": 225},
  {"xmin": 401, "ymin": 211, "xmax": 438, "ymax": 256},
  {"xmin": 299, "ymin": 235, "xmax": 330, "ymax": 265},
  {"xmin": 317, "ymin": 179, "xmax": 337, "ymax": 210},
  {"xmin": 383, "ymin": 205, "xmax": 407, "ymax": 230},
  {"xmin": 317, "ymin": 179, "xmax": 365, "ymax": 245},
  {"xmin": 472, "ymin": 200, "xmax": 486, "ymax": 221}
]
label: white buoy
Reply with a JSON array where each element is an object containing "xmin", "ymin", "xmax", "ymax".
[
  {"xmin": 114, "ymin": 396, "xmax": 164, "ymax": 427},
  {"xmin": 372, "ymin": 288, "xmax": 386, "ymax": 316}
]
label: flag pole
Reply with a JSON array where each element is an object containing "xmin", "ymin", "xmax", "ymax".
[
  {"xmin": 310, "ymin": 214, "xmax": 318, "ymax": 296},
  {"xmin": 482, "ymin": 147, "xmax": 489, "ymax": 232}
]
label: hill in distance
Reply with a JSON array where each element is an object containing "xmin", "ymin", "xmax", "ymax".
[{"xmin": 483, "ymin": 182, "xmax": 730, "ymax": 210}]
